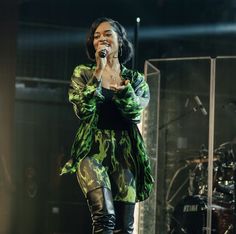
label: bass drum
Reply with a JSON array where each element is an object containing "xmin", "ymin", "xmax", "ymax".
[{"xmin": 169, "ymin": 195, "xmax": 233, "ymax": 234}]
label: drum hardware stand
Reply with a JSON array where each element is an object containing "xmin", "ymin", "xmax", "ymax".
[
  {"xmin": 216, "ymin": 142, "xmax": 235, "ymax": 233},
  {"xmin": 188, "ymin": 167, "xmax": 195, "ymax": 196},
  {"xmin": 224, "ymin": 224, "xmax": 233, "ymax": 234},
  {"xmin": 228, "ymin": 142, "xmax": 236, "ymax": 234},
  {"xmin": 166, "ymin": 162, "xmax": 204, "ymax": 205},
  {"xmin": 166, "ymin": 164, "xmax": 189, "ymax": 204},
  {"xmin": 169, "ymin": 216, "xmax": 187, "ymax": 234},
  {"xmin": 232, "ymin": 150, "xmax": 236, "ymax": 233}
]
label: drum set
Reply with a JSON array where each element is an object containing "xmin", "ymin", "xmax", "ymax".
[{"xmin": 168, "ymin": 142, "xmax": 235, "ymax": 234}]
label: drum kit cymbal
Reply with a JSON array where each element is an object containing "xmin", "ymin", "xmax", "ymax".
[{"xmin": 169, "ymin": 142, "xmax": 235, "ymax": 234}]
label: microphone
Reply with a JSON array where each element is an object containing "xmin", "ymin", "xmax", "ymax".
[
  {"xmin": 98, "ymin": 49, "xmax": 107, "ymax": 58},
  {"xmin": 194, "ymin": 96, "xmax": 208, "ymax": 116}
]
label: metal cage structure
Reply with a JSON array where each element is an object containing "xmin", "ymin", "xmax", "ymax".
[{"xmin": 140, "ymin": 56, "xmax": 236, "ymax": 234}]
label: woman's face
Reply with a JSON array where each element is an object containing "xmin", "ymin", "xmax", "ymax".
[{"xmin": 93, "ymin": 21, "xmax": 119, "ymax": 57}]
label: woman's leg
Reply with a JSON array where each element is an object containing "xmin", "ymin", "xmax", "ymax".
[
  {"xmin": 87, "ymin": 187, "xmax": 116, "ymax": 234},
  {"xmin": 77, "ymin": 157, "xmax": 116, "ymax": 234},
  {"xmin": 109, "ymin": 162, "xmax": 136, "ymax": 234},
  {"xmin": 113, "ymin": 201, "xmax": 135, "ymax": 234},
  {"xmin": 111, "ymin": 168, "xmax": 136, "ymax": 234},
  {"xmin": 111, "ymin": 131, "xmax": 137, "ymax": 234}
]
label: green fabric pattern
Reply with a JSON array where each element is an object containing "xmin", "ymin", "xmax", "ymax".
[
  {"xmin": 76, "ymin": 129, "xmax": 136, "ymax": 203},
  {"xmin": 60, "ymin": 64, "xmax": 154, "ymax": 202}
]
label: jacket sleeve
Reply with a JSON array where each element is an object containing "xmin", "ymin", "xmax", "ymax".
[
  {"xmin": 68, "ymin": 65, "xmax": 104, "ymax": 121},
  {"xmin": 113, "ymin": 72, "xmax": 150, "ymax": 124}
]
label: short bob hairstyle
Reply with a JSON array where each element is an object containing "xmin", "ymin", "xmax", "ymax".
[{"xmin": 86, "ymin": 17, "xmax": 134, "ymax": 64}]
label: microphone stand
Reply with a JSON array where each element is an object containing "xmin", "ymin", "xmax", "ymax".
[
  {"xmin": 132, "ymin": 17, "xmax": 140, "ymax": 70},
  {"xmin": 159, "ymin": 107, "xmax": 199, "ymax": 130},
  {"xmin": 159, "ymin": 96, "xmax": 208, "ymax": 130}
]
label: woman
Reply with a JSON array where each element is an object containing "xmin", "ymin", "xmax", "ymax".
[{"xmin": 61, "ymin": 17, "xmax": 154, "ymax": 234}]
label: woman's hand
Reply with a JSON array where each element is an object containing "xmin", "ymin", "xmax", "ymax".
[
  {"xmin": 95, "ymin": 45, "xmax": 109, "ymax": 70},
  {"xmin": 94, "ymin": 45, "xmax": 110, "ymax": 80},
  {"xmin": 110, "ymin": 80, "xmax": 130, "ymax": 92}
]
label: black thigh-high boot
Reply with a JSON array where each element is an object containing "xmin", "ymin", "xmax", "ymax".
[
  {"xmin": 113, "ymin": 201, "xmax": 135, "ymax": 234},
  {"xmin": 86, "ymin": 187, "xmax": 116, "ymax": 234}
]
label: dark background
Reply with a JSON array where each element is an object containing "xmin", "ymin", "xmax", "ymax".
[
  {"xmin": 1, "ymin": 0, "xmax": 236, "ymax": 234},
  {"xmin": 17, "ymin": 0, "xmax": 236, "ymax": 76}
]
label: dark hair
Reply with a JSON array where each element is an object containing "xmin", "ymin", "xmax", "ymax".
[{"xmin": 86, "ymin": 17, "xmax": 134, "ymax": 64}]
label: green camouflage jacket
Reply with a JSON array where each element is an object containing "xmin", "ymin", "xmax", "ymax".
[{"xmin": 61, "ymin": 64, "xmax": 154, "ymax": 201}]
